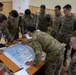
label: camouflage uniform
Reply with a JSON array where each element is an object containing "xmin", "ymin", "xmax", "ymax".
[
  {"xmin": 7, "ymin": 17, "xmax": 19, "ymax": 40},
  {"xmin": 20, "ymin": 13, "xmax": 36, "ymax": 35},
  {"xmin": 0, "ymin": 62, "xmax": 14, "ymax": 75},
  {"xmin": 58, "ymin": 14, "xmax": 76, "ymax": 44},
  {"xmin": 26, "ymin": 31, "xmax": 66, "ymax": 75},
  {"xmin": 58, "ymin": 14, "xmax": 76, "ymax": 65},
  {"xmin": 51, "ymin": 14, "xmax": 62, "ymax": 39},
  {"xmin": 0, "ymin": 23, "xmax": 12, "ymax": 42},
  {"xmin": 68, "ymin": 51, "xmax": 76, "ymax": 75},
  {"xmin": 36, "ymin": 10, "xmax": 52, "ymax": 32}
]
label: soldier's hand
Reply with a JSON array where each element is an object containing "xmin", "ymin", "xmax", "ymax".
[
  {"xmin": 0, "ymin": 50, "xmax": 4, "ymax": 54},
  {"xmin": 47, "ymin": 26, "xmax": 52, "ymax": 34},
  {"xmin": 47, "ymin": 26, "xmax": 51, "ymax": 30},
  {"xmin": 42, "ymin": 52, "xmax": 46, "ymax": 61},
  {"xmin": 12, "ymin": 40, "xmax": 19, "ymax": 44},
  {"xmin": 22, "ymin": 34, "xmax": 26, "ymax": 38},
  {"xmin": 9, "ymin": 36, "xmax": 14, "ymax": 42},
  {"xmin": 25, "ymin": 61, "xmax": 33, "ymax": 66}
]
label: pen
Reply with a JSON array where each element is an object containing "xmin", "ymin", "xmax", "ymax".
[{"xmin": 15, "ymin": 67, "xmax": 23, "ymax": 72}]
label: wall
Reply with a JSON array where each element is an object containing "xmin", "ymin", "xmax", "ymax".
[
  {"xmin": 29, "ymin": 6, "xmax": 55, "ymax": 14},
  {"xmin": 0, "ymin": 0, "xmax": 12, "ymax": 15},
  {"xmin": 0, "ymin": 0, "xmax": 76, "ymax": 15},
  {"xmin": 1, "ymin": 2, "xmax": 12, "ymax": 15},
  {"xmin": 0, "ymin": 0, "xmax": 11, "ymax": 2},
  {"xmin": 12, "ymin": 0, "xmax": 29, "ymax": 13},
  {"xmin": 29, "ymin": 0, "xmax": 76, "ymax": 13}
]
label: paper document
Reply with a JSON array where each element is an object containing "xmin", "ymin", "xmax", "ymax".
[
  {"xmin": 25, "ymin": 34, "xmax": 32, "ymax": 39},
  {"xmin": 3, "ymin": 43, "xmax": 35, "ymax": 68},
  {"xmin": 14, "ymin": 68, "xmax": 29, "ymax": 75}
]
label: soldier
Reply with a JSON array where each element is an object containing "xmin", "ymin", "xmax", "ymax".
[
  {"xmin": 7, "ymin": 10, "xmax": 20, "ymax": 40},
  {"xmin": 58, "ymin": 4, "xmax": 76, "ymax": 66},
  {"xmin": 0, "ymin": 62, "xmax": 14, "ymax": 75},
  {"xmin": 0, "ymin": 14, "xmax": 14, "ymax": 75},
  {"xmin": 22, "ymin": 26, "xmax": 66, "ymax": 75},
  {"xmin": 51, "ymin": 5, "xmax": 62, "ymax": 39},
  {"xmin": 0, "ymin": 14, "xmax": 13, "ymax": 42},
  {"xmin": 0, "ymin": 2, "xmax": 3, "ymax": 13},
  {"xmin": 20, "ymin": 9, "xmax": 36, "ymax": 37},
  {"xmin": 36, "ymin": 4, "xmax": 52, "ymax": 33},
  {"xmin": 68, "ymin": 31, "xmax": 76, "ymax": 75},
  {"xmin": 0, "ymin": 50, "xmax": 14, "ymax": 75}
]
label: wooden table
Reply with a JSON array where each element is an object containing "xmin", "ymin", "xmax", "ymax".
[{"xmin": 0, "ymin": 38, "xmax": 45, "ymax": 75}]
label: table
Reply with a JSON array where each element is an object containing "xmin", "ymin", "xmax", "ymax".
[{"xmin": 0, "ymin": 38, "xmax": 45, "ymax": 75}]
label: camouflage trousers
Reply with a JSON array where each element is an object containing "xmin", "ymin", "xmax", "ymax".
[
  {"xmin": 0, "ymin": 62, "xmax": 14, "ymax": 75},
  {"xmin": 68, "ymin": 60, "xmax": 76, "ymax": 75},
  {"xmin": 45, "ymin": 52, "xmax": 64, "ymax": 75}
]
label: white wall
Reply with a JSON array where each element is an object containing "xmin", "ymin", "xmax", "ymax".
[
  {"xmin": 12, "ymin": 0, "xmax": 29, "ymax": 13},
  {"xmin": 29, "ymin": 0, "xmax": 76, "ymax": 13},
  {"xmin": 20, "ymin": 0, "xmax": 29, "ymax": 13},
  {"xmin": 0, "ymin": 0, "xmax": 12, "ymax": 2},
  {"xmin": 1, "ymin": 0, "xmax": 76, "ymax": 13}
]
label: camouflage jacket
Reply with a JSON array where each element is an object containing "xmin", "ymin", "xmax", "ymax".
[
  {"xmin": 51, "ymin": 14, "xmax": 62, "ymax": 39},
  {"xmin": 26, "ymin": 31, "xmax": 65, "ymax": 65},
  {"xmin": 0, "ymin": 23, "xmax": 12, "ymax": 42},
  {"xmin": 36, "ymin": 10, "xmax": 52, "ymax": 32},
  {"xmin": 52, "ymin": 14, "xmax": 62, "ymax": 32},
  {"xmin": 58, "ymin": 14, "xmax": 76, "ymax": 43},
  {"xmin": 68, "ymin": 51, "xmax": 76, "ymax": 75},
  {"xmin": 7, "ymin": 17, "xmax": 19, "ymax": 38},
  {"xmin": 20, "ymin": 13, "xmax": 36, "ymax": 34}
]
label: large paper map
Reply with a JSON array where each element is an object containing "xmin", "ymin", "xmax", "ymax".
[{"xmin": 3, "ymin": 43, "xmax": 35, "ymax": 68}]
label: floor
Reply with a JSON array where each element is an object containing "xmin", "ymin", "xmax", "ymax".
[{"xmin": 61, "ymin": 55, "xmax": 71, "ymax": 75}]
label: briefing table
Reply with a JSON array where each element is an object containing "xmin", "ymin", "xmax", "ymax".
[{"xmin": 0, "ymin": 38, "xmax": 45, "ymax": 75}]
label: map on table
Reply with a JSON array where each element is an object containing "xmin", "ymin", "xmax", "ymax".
[{"xmin": 3, "ymin": 43, "xmax": 35, "ymax": 68}]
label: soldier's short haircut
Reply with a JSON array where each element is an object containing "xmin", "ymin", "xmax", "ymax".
[
  {"xmin": 10, "ymin": 10, "xmax": 18, "ymax": 18},
  {"xmin": 0, "ymin": 14, "xmax": 7, "ymax": 23},
  {"xmin": 25, "ymin": 9, "xmax": 31, "ymax": 15},
  {"xmin": 40, "ymin": 5, "xmax": 46, "ymax": 9},
  {"xmin": 0, "ymin": 2, "xmax": 4, "ymax": 7},
  {"xmin": 27, "ymin": 26, "xmax": 36, "ymax": 32},
  {"xmin": 70, "ymin": 31, "xmax": 76, "ymax": 37},
  {"xmin": 63, "ymin": 4, "xmax": 72, "ymax": 9},
  {"xmin": 55, "ymin": 5, "xmax": 61, "ymax": 10}
]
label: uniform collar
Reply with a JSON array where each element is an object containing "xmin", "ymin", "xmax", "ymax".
[
  {"xmin": 55, "ymin": 13, "xmax": 62, "ymax": 17},
  {"xmin": 65, "ymin": 13, "xmax": 74, "ymax": 18}
]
